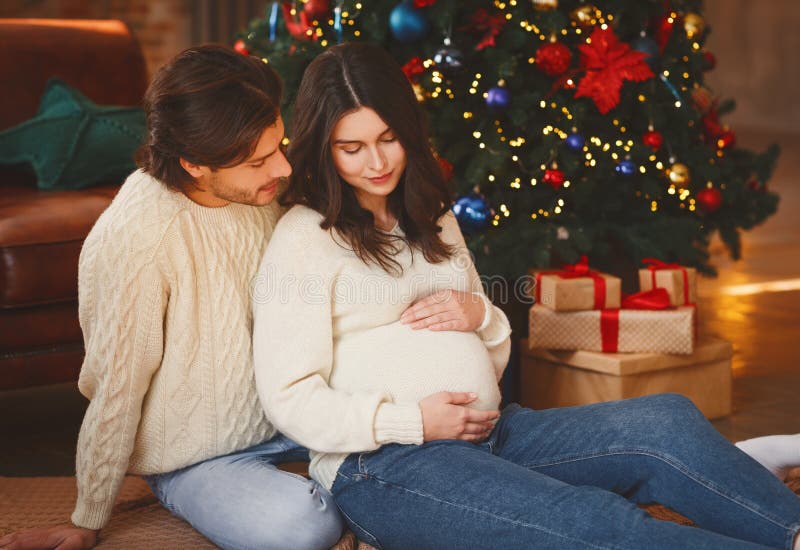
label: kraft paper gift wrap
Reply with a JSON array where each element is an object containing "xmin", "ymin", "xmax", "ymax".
[
  {"xmin": 638, "ymin": 259, "xmax": 697, "ymax": 307},
  {"xmin": 530, "ymin": 256, "xmax": 621, "ymax": 311}
]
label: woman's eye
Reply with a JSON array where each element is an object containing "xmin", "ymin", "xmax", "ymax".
[
  {"xmin": 342, "ymin": 147, "xmax": 361, "ymax": 155},
  {"xmin": 382, "ymin": 136, "xmax": 398, "ymax": 143},
  {"xmin": 250, "ymin": 162, "xmax": 264, "ymax": 168}
]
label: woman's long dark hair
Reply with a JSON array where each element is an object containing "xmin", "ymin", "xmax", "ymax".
[{"xmin": 282, "ymin": 42, "xmax": 454, "ymax": 276}]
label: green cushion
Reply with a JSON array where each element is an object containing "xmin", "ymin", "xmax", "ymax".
[{"xmin": 0, "ymin": 78, "xmax": 145, "ymax": 190}]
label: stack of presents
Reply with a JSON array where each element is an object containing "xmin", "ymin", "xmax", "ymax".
[{"xmin": 521, "ymin": 257, "xmax": 732, "ymax": 419}]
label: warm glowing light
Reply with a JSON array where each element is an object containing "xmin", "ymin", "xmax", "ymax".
[{"xmin": 721, "ymin": 279, "xmax": 800, "ymax": 296}]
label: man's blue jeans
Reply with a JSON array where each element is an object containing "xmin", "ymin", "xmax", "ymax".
[
  {"xmin": 143, "ymin": 433, "xmax": 344, "ymax": 550},
  {"xmin": 332, "ymin": 394, "xmax": 800, "ymax": 549}
]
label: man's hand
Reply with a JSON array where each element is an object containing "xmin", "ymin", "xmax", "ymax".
[
  {"xmin": 0, "ymin": 525, "xmax": 98, "ymax": 550},
  {"xmin": 400, "ymin": 289, "xmax": 485, "ymax": 332},
  {"xmin": 419, "ymin": 391, "xmax": 499, "ymax": 443}
]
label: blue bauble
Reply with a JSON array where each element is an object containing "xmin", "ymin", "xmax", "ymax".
[
  {"xmin": 486, "ymin": 86, "xmax": 511, "ymax": 109},
  {"xmin": 615, "ymin": 159, "xmax": 637, "ymax": 176},
  {"xmin": 631, "ymin": 36, "xmax": 660, "ymax": 70},
  {"xmin": 564, "ymin": 132, "xmax": 585, "ymax": 151},
  {"xmin": 389, "ymin": 2, "xmax": 430, "ymax": 43},
  {"xmin": 452, "ymin": 194, "xmax": 493, "ymax": 234}
]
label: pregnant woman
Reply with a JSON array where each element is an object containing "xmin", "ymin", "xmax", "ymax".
[{"xmin": 252, "ymin": 42, "xmax": 800, "ymax": 549}]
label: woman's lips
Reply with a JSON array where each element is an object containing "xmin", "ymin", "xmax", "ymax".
[{"xmin": 368, "ymin": 170, "xmax": 393, "ymax": 184}]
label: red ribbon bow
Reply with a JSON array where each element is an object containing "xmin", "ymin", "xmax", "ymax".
[
  {"xmin": 535, "ymin": 256, "xmax": 607, "ymax": 309},
  {"xmin": 600, "ymin": 288, "xmax": 673, "ymax": 353},
  {"xmin": 642, "ymin": 257, "xmax": 692, "ymax": 306}
]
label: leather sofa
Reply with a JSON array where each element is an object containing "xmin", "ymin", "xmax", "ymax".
[{"xmin": 0, "ymin": 19, "xmax": 148, "ymax": 389}]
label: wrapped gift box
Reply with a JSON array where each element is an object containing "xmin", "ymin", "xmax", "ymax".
[
  {"xmin": 519, "ymin": 337, "xmax": 732, "ymax": 419},
  {"xmin": 530, "ymin": 269, "xmax": 622, "ymax": 311},
  {"xmin": 529, "ymin": 304, "xmax": 695, "ymax": 355},
  {"xmin": 639, "ymin": 261, "xmax": 697, "ymax": 307}
]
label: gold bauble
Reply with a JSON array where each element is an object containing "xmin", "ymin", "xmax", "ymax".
[
  {"xmin": 532, "ymin": 0, "xmax": 559, "ymax": 11},
  {"xmin": 683, "ymin": 12, "xmax": 706, "ymax": 39},
  {"xmin": 668, "ymin": 163, "xmax": 691, "ymax": 185},
  {"xmin": 570, "ymin": 5, "xmax": 597, "ymax": 27}
]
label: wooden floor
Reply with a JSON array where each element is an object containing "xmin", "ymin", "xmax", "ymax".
[{"xmin": 1, "ymin": 129, "xmax": 798, "ymax": 476}]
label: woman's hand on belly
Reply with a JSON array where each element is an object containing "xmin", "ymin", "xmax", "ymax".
[
  {"xmin": 419, "ymin": 391, "xmax": 500, "ymax": 443},
  {"xmin": 400, "ymin": 289, "xmax": 485, "ymax": 332}
]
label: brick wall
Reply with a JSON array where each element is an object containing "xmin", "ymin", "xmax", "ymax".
[{"xmin": 1, "ymin": 0, "xmax": 193, "ymax": 79}]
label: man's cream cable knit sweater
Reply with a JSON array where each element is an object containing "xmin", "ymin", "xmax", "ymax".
[
  {"xmin": 72, "ymin": 170, "xmax": 281, "ymax": 529},
  {"xmin": 252, "ymin": 205, "xmax": 512, "ymax": 491}
]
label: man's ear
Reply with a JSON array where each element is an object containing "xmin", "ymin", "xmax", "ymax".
[{"xmin": 179, "ymin": 157, "xmax": 208, "ymax": 179}]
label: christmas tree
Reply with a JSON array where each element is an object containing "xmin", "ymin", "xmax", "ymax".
[{"xmin": 236, "ymin": 0, "xmax": 779, "ymax": 281}]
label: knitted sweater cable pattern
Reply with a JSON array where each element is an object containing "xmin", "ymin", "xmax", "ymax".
[{"xmin": 72, "ymin": 170, "xmax": 280, "ymax": 529}]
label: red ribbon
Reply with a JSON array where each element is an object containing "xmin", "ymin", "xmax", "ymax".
[
  {"xmin": 599, "ymin": 288, "xmax": 672, "ymax": 353},
  {"xmin": 534, "ymin": 256, "xmax": 607, "ymax": 309},
  {"xmin": 642, "ymin": 258, "xmax": 692, "ymax": 305}
]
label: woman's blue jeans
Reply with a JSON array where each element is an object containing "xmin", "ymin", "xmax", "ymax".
[
  {"xmin": 332, "ymin": 394, "xmax": 800, "ymax": 549},
  {"xmin": 143, "ymin": 433, "xmax": 344, "ymax": 550}
]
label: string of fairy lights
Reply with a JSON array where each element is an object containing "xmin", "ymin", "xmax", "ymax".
[{"xmin": 274, "ymin": 1, "xmax": 727, "ymax": 225}]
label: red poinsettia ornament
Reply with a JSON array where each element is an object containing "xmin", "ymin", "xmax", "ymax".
[
  {"xmin": 282, "ymin": 1, "xmax": 317, "ymax": 42},
  {"xmin": 464, "ymin": 9, "xmax": 507, "ymax": 50},
  {"xmin": 574, "ymin": 27, "xmax": 655, "ymax": 114}
]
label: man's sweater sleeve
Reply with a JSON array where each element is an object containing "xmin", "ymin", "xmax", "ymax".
[
  {"xmin": 71, "ymin": 234, "xmax": 167, "ymax": 530},
  {"xmin": 442, "ymin": 211, "xmax": 512, "ymax": 382},
  {"xmin": 252, "ymin": 213, "xmax": 423, "ymax": 453}
]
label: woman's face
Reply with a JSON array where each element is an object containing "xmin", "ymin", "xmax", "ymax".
[{"xmin": 330, "ymin": 107, "xmax": 407, "ymax": 205}]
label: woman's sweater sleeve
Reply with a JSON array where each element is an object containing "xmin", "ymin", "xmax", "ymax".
[
  {"xmin": 442, "ymin": 211, "xmax": 512, "ymax": 381},
  {"xmin": 252, "ymin": 212, "xmax": 423, "ymax": 453}
]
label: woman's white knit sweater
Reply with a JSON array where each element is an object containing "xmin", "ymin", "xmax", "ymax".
[
  {"xmin": 253, "ymin": 204, "xmax": 512, "ymax": 490},
  {"xmin": 72, "ymin": 170, "xmax": 281, "ymax": 529}
]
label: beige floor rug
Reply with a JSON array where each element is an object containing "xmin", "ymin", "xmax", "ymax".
[{"xmin": 1, "ymin": 470, "xmax": 797, "ymax": 549}]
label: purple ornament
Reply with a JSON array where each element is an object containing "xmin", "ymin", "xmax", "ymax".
[
  {"xmin": 615, "ymin": 159, "xmax": 637, "ymax": 176},
  {"xmin": 565, "ymin": 132, "xmax": 585, "ymax": 151},
  {"xmin": 486, "ymin": 86, "xmax": 511, "ymax": 109}
]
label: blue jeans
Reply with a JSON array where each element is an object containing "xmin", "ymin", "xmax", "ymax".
[
  {"xmin": 143, "ymin": 433, "xmax": 344, "ymax": 550},
  {"xmin": 332, "ymin": 394, "xmax": 800, "ymax": 549}
]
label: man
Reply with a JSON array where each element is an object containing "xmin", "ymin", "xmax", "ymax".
[{"xmin": 0, "ymin": 45, "xmax": 343, "ymax": 550}]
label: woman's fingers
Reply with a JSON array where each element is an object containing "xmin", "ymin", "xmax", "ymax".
[
  {"xmin": 410, "ymin": 312, "xmax": 456, "ymax": 330},
  {"xmin": 462, "ymin": 421, "xmax": 495, "ymax": 435},
  {"xmin": 400, "ymin": 290, "xmax": 455, "ymax": 323}
]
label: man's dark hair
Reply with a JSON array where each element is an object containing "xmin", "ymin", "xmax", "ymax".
[{"xmin": 135, "ymin": 44, "xmax": 283, "ymax": 190}]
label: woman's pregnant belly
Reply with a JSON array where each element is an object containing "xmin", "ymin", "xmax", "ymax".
[{"xmin": 330, "ymin": 320, "xmax": 501, "ymax": 411}]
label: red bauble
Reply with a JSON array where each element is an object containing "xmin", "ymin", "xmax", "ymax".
[
  {"xmin": 717, "ymin": 130, "xmax": 737, "ymax": 150},
  {"xmin": 233, "ymin": 39, "xmax": 249, "ymax": 56},
  {"xmin": 303, "ymin": 0, "xmax": 330, "ymax": 20},
  {"xmin": 643, "ymin": 130, "xmax": 663, "ymax": 150},
  {"xmin": 438, "ymin": 157, "xmax": 454, "ymax": 181},
  {"xmin": 703, "ymin": 51, "xmax": 717, "ymax": 71},
  {"xmin": 402, "ymin": 56, "xmax": 426, "ymax": 81},
  {"xmin": 536, "ymin": 42, "xmax": 573, "ymax": 77},
  {"xmin": 542, "ymin": 168, "xmax": 567, "ymax": 189},
  {"xmin": 414, "ymin": 0, "xmax": 437, "ymax": 6},
  {"xmin": 696, "ymin": 187, "xmax": 723, "ymax": 213}
]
